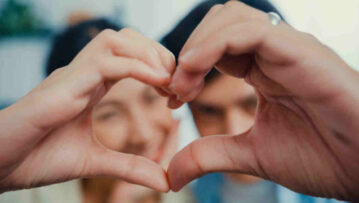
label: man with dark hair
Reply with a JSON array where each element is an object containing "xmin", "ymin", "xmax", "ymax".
[
  {"xmin": 0, "ymin": 0, "xmax": 359, "ymax": 202},
  {"xmin": 162, "ymin": 1, "xmax": 345, "ymax": 202}
]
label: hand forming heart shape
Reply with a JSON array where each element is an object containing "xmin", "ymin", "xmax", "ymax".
[
  {"xmin": 0, "ymin": 1, "xmax": 358, "ymax": 201},
  {"xmin": 166, "ymin": 2, "xmax": 359, "ymax": 201},
  {"xmin": 0, "ymin": 28, "xmax": 174, "ymax": 193}
]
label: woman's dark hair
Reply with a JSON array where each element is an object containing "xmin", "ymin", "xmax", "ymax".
[
  {"xmin": 161, "ymin": 0, "xmax": 283, "ymax": 84},
  {"xmin": 45, "ymin": 18, "xmax": 121, "ymax": 76}
]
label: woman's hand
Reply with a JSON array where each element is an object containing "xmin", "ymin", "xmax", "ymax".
[
  {"xmin": 167, "ymin": 1, "xmax": 359, "ymax": 201},
  {"xmin": 107, "ymin": 120, "xmax": 180, "ymax": 203},
  {"xmin": 0, "ymin": 28, "xmax": 175, "ymax": 193}
]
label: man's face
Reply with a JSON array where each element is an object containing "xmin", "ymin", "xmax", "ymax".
[{"xmin": 190, "ymin": 75, "xmax": 257, "ymax": 137}]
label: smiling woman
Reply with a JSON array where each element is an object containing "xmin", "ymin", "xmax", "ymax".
[
  {"xmin": 83, "ymin": 78, "xmax": 180, "ymax": 203},
  {"xmin": 92, "ymin": 79, "xmax": 173, "ymax": 161},
  {"xmin": 43, "ymin": 18, "xmax": 193, "ymax": 203},
  {"xmin": 0, "ymin": 14, "xmax": 178, "ymax": 202},
  {"xmin": 0, "ymin": 0, "xmax": 359, "ymax": 202}
]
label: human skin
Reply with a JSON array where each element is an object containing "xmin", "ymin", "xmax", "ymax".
[
  {"xmin": 92, "ymin": 79, "xmax": 174, "ymax": 161},
  {"xmin": 0, "ymin": 28, "xmax": 175, "ymax": 193},
  {"xmin": 83, "ymin": 79, "xmax": 178, "ymax": 203},
  {"xmin": 0, "ymin": 2, "xmax": 359, "ymax": 200},
  {"xmin": 189, "ymin": 75, "xmax": 261, "ymax": 183},
  {"xmin": 167, "ymin": 1, "xmax": 359, "ymax": 201}
]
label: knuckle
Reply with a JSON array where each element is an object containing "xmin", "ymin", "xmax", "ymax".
[
  {"xmin": 224, "ymin": 1, "xmax": 262, "ymax": 21},
  {"xmin": 96, "ymin": 29, "xmax": 116, "ymax": 44},
  {"xmin": 119, "ymin": 27, "xmax": 137, "ymax": 36},
  {"xmin": 98, "ymin": 29, "xmax": 115, "ymax": 39},
  {"xmin": 49, "ymin": 66, "xmax": 65, "ymax": 77},
  {"xmin": 224, "ymin": 0, "xmax": 243, "ymax": 9},
  {"xmin": 209, "ymin": 4, "xmax": 224, "ymax": 13}
]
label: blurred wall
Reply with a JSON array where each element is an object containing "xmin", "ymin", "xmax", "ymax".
[
  {"xmin": 1, "ymin": 0, "xmax": 358, "ymax": 104},
  {"xmin": 0, "ymin": 0, "xmax": 358, "ymax": 179},
  {"xmin": 29, "ymin": 0, "xmax": 203, "ymax": 39},
  {"xmin": 0, "ymin": 37, "xmax": 50, "ymax": 103},
  {"xmin": 271, "ymin": 0, "xmax": 359, "ymax": 69},
  {"xmin": 0, "ymin": 0, "xmax": 203, "ymax": 103}
]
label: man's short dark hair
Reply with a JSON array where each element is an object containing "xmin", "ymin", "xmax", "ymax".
[{"xmin": 161, "ymin": 0, "xmax": 283, "ymax": 84}]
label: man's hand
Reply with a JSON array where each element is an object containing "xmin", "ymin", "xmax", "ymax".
[
  {"xmin": 0, "ymin": 28, "xmax": 175, "ymax": 192},
  {"xmin": 167, "ymin": 2, "xmax": 359, "ymax": 201}
]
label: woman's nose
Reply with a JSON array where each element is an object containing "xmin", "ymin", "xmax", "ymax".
[
  {"xmin": 225, "ymin": 108, "xmax": 254, "ymax": 135},
  {"xmin": 128, "ymin": 110, "xmax": 156, "ymax": 148}
]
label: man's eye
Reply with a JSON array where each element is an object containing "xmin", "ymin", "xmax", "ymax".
[
  {"xmin": 97, "ymin": 112, "xmax": 119, "ymax": 121},
  {"xmin": 242, "ymin": 97, "xmax": 257, "ymax": 115},
  {"xmin": 199, "ymin": 105, "xmax": 222, "ymax": 116}
]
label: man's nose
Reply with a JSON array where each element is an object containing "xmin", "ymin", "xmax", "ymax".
[{"xmin": 225, "ymin": 108, "xmax": 254, "ymax": 135}]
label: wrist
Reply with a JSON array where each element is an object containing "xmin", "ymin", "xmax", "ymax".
[{"xmin": 0, "ymin": 94, "xmax": 49, "ymax": 152}]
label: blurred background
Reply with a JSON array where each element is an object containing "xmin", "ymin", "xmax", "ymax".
[
  {"xmin": 0, "ymin": 0, "xmax": 359, "ymax": 162},
  {"xmin": 1, "ymin": 0, "xmax": 359, "ymax": 153},
  {"xmin": 0, "ymin": 0, "xmax": 357, "ymax": 202},
  {"xmin": 0, "ymin": 0, "xmax": 358, "ymax": 107}
]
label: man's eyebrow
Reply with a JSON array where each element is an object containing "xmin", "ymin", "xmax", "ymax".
[
  {"xmin": 95, "ymin": 100, "xmax": 122, "ymax": 109},
  {"xmin": 190, "ymin": 100, "xmax": 220, "ymax": 108},
  {"xmin": 236, "ymin": 94, "xmax": 257, "ymax": 105}
]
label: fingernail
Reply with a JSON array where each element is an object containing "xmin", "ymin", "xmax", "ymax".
[
  {"xmin": 168, "ymin": 65, "xmax": 181, "ymax": 92},
  {"xmin": 167, "ymin": 98, "xmax": 176, "ymax": 109}
]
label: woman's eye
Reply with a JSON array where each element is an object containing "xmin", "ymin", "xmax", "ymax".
[{"xmin": 144, "ymin": 93, "xmax": 159, "ymax": 105}]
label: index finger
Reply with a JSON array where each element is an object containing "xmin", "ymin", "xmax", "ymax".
[
  {"xmin": 178, "ymin": 1, "xmax": 265, "ymax": 62},
  {"xmin": 169, "ymin": 2, "xmax": 266, "ymax": 102}
]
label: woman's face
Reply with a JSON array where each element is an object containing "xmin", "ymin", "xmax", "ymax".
[
  {"xmin": 190, "ymin": 75, "xmax": 257, "ymax": 137},
  {"xmin": 92, "ymin": 79, "xmax": 173, "ymax": 162}
]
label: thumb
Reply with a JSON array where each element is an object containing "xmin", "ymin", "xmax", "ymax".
[
  {"xmin": 110, "ymin": 182, "xmax": 154, "ymax": 203},
  {"xmin": 159, "ymin": 120, "xmax": 180, "ymax": 168},
  {"xmin": 167, "ymin": 133, "xmax": 258, "ymax": 191},
  {"xmin": 88, "ymin": 148, "xmax": 169, "ymax": 192}
]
